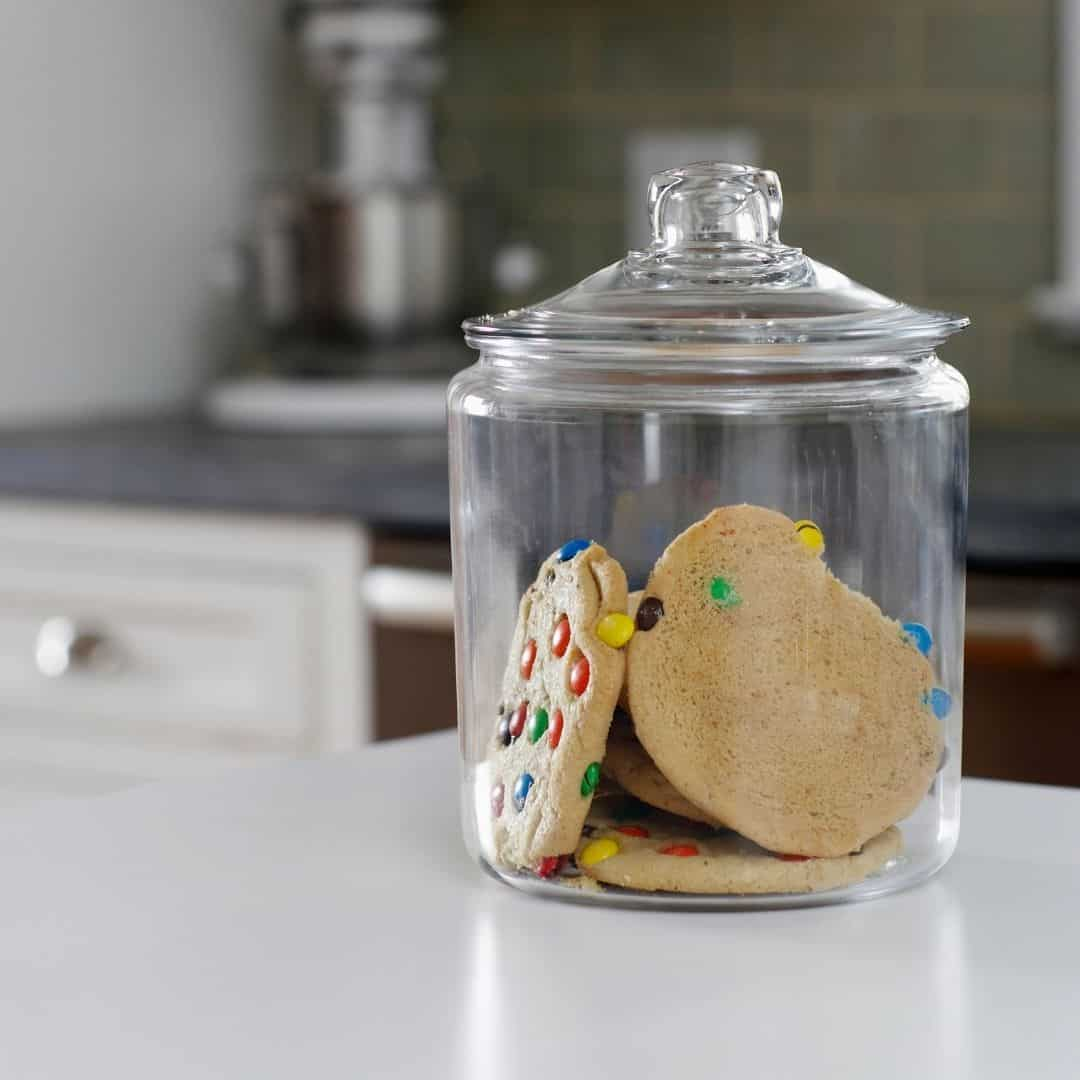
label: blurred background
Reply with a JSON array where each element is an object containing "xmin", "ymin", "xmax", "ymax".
[{"xmin": 0, "ymin": 0, "xmax": 1077, "ymax": 809}]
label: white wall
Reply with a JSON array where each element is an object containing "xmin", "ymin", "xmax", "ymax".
[{"xmin": 0, "ymin": 1, "xmax": 308, "ymax": 423}]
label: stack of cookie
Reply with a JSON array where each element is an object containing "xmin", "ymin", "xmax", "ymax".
[{"xmin": 483, "ymin": 505, "xmax": 948, "ymax": 896}]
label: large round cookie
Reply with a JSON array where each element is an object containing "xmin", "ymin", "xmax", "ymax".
[
  {"xmin": 626, "ymin": 504, "xmax": 942, "ymax": 858},
  {"xmin": 602, "ymin": 713, "xmax": 723, "ymax": 826},
  {"xmin": 576, "ymin": 798, "xmax": 902, "ymax": 895},
  {"xmin": 486, "ymin": 540, "xmax": 630, "ymax": 869}
]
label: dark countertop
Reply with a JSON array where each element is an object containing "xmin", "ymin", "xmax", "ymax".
[
  {"xmin": 0, "ymin": 416, "xmax": 1075, "ymax": 566},
  {"xmin": 967, "ymin": 426, "xmax": 1080, "ymax": 571},
  {"xmin": 0, "ymin": 417, "xmax": 451, "ymax": 537}
]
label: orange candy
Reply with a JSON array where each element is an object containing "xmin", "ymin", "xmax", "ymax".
[
  {"xmin": 508, "ymin": 702, "xmax": 527, "ymax": 740},
  {"xmin": 549, "ymin": 709, "xmax": 564, "ymax": 749},
  {"xmin": 552, "ymin": 615, "xmax": 571, "ymax": 658},
  {"xmin": 569, "ymin": 656, "xmax": 590, "ymax": 696},
  {"xmin": 616, "ymin": 825, "xmax": 650, "ymax": 838},
  {"xmin": 520, "ymin": 639, "xmax": 537, "ymax": 680},
  {"xmin": 659, "ymin": 843, "xmax": 699, "ymax": 857}
]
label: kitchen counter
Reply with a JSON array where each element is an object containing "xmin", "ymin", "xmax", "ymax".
[
  {"xmin": 0, "ymin": 416, "xmax": 1076, "ymax": 563},
  {"xmin": 0, "ymin": 730, "xmax": 1076, "ymax": 1079},
  {"xmin": 967, "ymin": 425, "xmax": 1080, "ymax": 569},
  {"xmin": 0, "ymin": 415, "xmax": 451, "ymax": 535}
]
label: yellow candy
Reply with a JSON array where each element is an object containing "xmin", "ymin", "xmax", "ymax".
[
  {"xmin": 596, "ymin": 612, "xmax": 635, "ymax": 648},
  {"xmin": 579, "ymin": 837, "xmax": 620, "ymax": 867},
  {"xmin": 794, "ymin": 519, "xmax": 825, "ymax": 555}
]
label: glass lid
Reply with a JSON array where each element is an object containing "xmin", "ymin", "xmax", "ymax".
[{"xmin": 463, "ymin": 162, "xmax": 969, "ymax": 357}]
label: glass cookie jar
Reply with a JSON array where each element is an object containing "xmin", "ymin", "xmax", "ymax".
[{"xmin": 449, "ymin": 163, "xmax": 969, "ymax": 909}]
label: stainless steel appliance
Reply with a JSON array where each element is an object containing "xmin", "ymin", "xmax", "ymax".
[{"xmin": 248, "ymin": 1, "xmax": 459, "ymax": 372}]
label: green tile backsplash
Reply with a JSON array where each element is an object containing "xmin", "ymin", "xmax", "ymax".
[
  {"xmin": 924, "ymin": 13, "xmax": 1052, "ymax": 92},
  {"xmin": 924, "ymin": 219, "xmax": 1053, "ymax": 295},
  {"xmin": 442, "ymin": 0, "xmax": 1070, "ymax": 423},
  {"xmin": 729, "ymin": 13, "xmax": 900, "ymax": 91},
  {"xmin": 819, "ymin": 108, "xmax": 993, "ymax": 195}
]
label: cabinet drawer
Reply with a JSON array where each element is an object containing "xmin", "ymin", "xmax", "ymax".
[
  {"xmin": 0, "ymin": 557, "xmax": 311, "ymax": 747},
  {"xmin": 0, "ymin": 501, "xmax": 366, "ymax": 755}
]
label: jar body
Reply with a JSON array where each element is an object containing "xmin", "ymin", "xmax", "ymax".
[{"xmin": 449, "ymin": 351, "xmax": 968, "ymax": 908}]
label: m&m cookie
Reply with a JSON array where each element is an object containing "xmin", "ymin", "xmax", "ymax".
[
  {"xmin": 601, "ymin": 711, "xmax": 724, "ymax": 826},
  {"xmin": 626, "ymin": 504, "xmax": 942, "ymax": 858},
  {"xmin": 575, "ymin": 796, "xmax": 903, "ymax": 895},
  {"xmin": 485, "ymin": 539, "xmax": 630, "ymax": 869}
]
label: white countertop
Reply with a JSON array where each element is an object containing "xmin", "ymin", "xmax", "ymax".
[{"xmin": 1, "ymin": 731, "xmax": 1077, "ymax": 1079}]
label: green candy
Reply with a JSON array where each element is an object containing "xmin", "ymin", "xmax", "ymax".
[
  {"xmin": 527, "ymin": 707, "xmax": 549, "ymax": 744},
  {"xmin": 710, "ymin": 575, "xmax": 739, "ymax": 607},
  {"xmin": 581, "ymin": 761, "xmax": 601, "ymax": 796}
]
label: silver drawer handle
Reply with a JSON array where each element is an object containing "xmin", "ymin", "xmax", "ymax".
[{"xmin": 35, "ymin": 617, "xmax": 122, "ymax": 678}]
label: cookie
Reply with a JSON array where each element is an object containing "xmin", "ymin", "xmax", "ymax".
[
  {"xmin": 602, "ymin": 713, "xmax": 723, "ymax": 826},
  {"xmin": 626, "ymin": 504, "xmax": 942, "ymax": 858},
  {"xmin": 575, "ymin": 798, "xmax": 902, "ymax": 894},
  {"xmin": 486, "ymin": 539, "xmax": 630, "ymax": 869}
]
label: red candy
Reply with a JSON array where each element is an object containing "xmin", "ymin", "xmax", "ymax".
[
  {"xmin": 520, "ymin": 639, "xmax": 537, "ymax": 680},
  {"xmin": 569, "ymin": 656, "xmax": 590, "ymax": 696},
  {"xmin": 509, "ymin": 702, "xmax": 527, "ymax": 739},
  {"xmin": 777, "ymin": 853, "xmax": 812, "ymax": 862},
  {"xmin": 616, "ymin": 825, "xmax": 650, "ymax": 838},
  {"xmin": 491, "ymin": 782, "xmax": 505, "ymax": 818},
  {"xmin": 549, "ymin": 708, "xmax": 564, "ymax": 749},
  {"xmin": 659, "ymin": 843, "xmax": 699, "ymax": 857},
  {"xmin": 536, "ymin": 855, "xmax": 564, "ymax": 879},
  {"xmin": 552, "ymin": 615, "xmax": 571, "ymax": 658}
]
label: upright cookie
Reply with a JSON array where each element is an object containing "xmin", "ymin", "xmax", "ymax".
[
  {"xmin": 627, "ymin": 504, "xmax": 942, "ymax": 858},
  {"xmin": 487, "ymin": 539, "xmax": 630, "ymax": 869},
  {"xmin": 575, "ymin": 798, "xmax": 902, "ymax": 895},
  {"xmin": 602, "ymin": 713, "xmax": 723, "ymax": 826}
]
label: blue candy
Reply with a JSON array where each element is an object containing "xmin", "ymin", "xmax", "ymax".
[
  {"xmin": 558, "ymin": 538, "xmax": 592, "ymax": 562},
  {"xmin": 902, "ymin": 621, "xmax": 933, "ymax": 656},
  {"xmin": 513, "ymin": 772, "xmax": 534, "ymax": 812},
  {"xmin": 923, "ymin": 687, "xmax": 952, "ymax": 719}
]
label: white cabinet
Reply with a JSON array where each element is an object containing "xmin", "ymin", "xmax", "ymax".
[{"xmin": 0, "ymin": 500, "xmax": 372, "ymax": 803}]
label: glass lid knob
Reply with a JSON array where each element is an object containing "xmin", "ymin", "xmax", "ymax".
[
  {"xmin": 627, "ymin": 161, "xmax": 812, "ymax": 286},
  {"xmin": 648, "ymin": 162, "xmax": 784, "ymax": 249}
]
